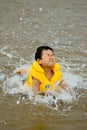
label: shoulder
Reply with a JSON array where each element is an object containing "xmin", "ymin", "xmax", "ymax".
[
  {"xmin": 32, "ymin": 77, "xmax": 41, "ymax": 84},
  {"xmin": 53, "ymin": 63, "xmax": 61, "ymax": 71}
]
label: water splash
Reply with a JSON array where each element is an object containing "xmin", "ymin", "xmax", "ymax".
[{"xmin": 2, "ymin": 68, "xmax": 81, "ymax": 111}]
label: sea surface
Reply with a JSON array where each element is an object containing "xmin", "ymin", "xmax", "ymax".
[{"xmin": 0, "ymin": 0, "xmax": 87, "ymax": 130}]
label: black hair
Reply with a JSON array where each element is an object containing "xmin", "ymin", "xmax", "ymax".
[{"xmin": 35, "ymin": 46, "xmax": 54, "ymax": 60}]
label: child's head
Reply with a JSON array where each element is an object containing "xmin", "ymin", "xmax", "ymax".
[{"xmin": 35, "ymin": 46, "xmax": 54, "ymax": 60}]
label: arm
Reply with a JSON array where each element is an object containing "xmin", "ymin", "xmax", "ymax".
[
  {"xmin": 59, "ymin": 78, "xmax": 70, "ymax": 93},
  {"xmin": 32, "ymin": 78, "xmax": 45, "ymax": 96},
  {"xmin": 16, "ymin": 67, "xmax": 26, "ymax": 75},
  {"xmin": 32, "ymin": 78, "xmax": 40, "ymax": 95}
]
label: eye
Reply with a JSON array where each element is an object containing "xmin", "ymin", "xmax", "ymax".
[
  {"xmin": 46, "ymin": 54, "xmax": 54, "ymax": 57},
  {"xmin": 47, "ymin": 54, "xmax": 50, "ymax": 57},
  {"xmin": 51, "ymin": 54, "xmax": 54, "ymax": 57}
]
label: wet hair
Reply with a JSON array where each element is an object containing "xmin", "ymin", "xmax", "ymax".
[{"xmin": 35, "ymin": 46, "xmax": 54, "ymax": 60}]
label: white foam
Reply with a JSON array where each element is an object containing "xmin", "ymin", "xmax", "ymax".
[
  {"xmin": 63, "ymin": 72, "xmax": 83, "ymax": 88},
  {"xmin": 2, "ymin": 67, "xmax": 85, "ymax": 111}
]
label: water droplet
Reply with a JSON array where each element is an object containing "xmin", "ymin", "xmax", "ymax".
[
  {"xmin": 17, "ymin": 100, "xmax": 20, "ymax": 104},
  {"xmin": 20, "ymin": 17, "xmax": 23, "ymax": 21},
  {"xmin": 39, "ymin": 8, "xmax": 42, "ymax": 11}
]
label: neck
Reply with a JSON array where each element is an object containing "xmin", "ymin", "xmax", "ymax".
[{"xmin": 42, "ymin": 66, "xmax": 54, "ymax": 80}]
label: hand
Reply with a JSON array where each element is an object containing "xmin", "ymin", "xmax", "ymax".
[
  {"xmin": 60, "ymin": 78, "xmax": 70, "ymax": 93},
  {"xmin": 16, "ymin": 67, "xmax": 26, "ymax": 75}
]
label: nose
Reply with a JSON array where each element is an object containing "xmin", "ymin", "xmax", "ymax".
[
  {"xmin": 50, "ymin": 55, "xmax": 54, "ymax": 58},
  {"xmin": 49, "ymin": 55, "xmax": 55, "ymax": 60}
]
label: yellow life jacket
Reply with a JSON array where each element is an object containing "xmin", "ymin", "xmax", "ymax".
[{"xmin": 25, "ymin": 61, "xmax": 62, "ymax": 93}]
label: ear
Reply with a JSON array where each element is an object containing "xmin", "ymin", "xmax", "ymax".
[{"xmin": 37, "ymin": 59, "xmax": 42, "ymax": 64}]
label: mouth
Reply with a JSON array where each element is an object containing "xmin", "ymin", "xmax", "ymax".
[
  {"xmin": 49, "ymin": 60, "xmax": 55, "ymax": 66},
  {"xmin": 49, "ymin": 59, "xmax": 54, "ymax": 62}
]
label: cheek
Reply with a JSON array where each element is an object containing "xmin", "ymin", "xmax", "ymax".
[
  {"xmin": 42, "ymin": 56, "xmax": 48, "ymax": 61},
  {"xmin": 43, "ymin": 59, "xmax": 49, "ymax": 65},
  {"xmin": 53, "ymin": 57, "xmax": 56, "ymax": 61},
  {"xmin": 54, "ymin": 58, "xmax": 56, "ymax": 62}
]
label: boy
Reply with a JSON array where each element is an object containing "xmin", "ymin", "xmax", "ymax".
[{"xmin": 17, "ymin": 46, "xmax": 70, "ymax": 95}]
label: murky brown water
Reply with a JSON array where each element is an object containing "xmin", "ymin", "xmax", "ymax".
[{"xmin": 0, "ymin": 0, "xmax": 87, "ymax": 130}]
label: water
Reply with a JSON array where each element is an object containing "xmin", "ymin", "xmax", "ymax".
[{"xmin": 0, "ymin": 0, "xmax": 87, "ymax": 129}]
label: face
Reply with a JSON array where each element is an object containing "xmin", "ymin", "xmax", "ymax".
[{"xmin": 38, "ymin": 49, "xmax": 56, "ymax": 68}]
